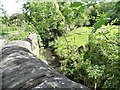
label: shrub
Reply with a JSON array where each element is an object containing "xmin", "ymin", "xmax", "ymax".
[{"xmin": 54, "ymin": 25, "xmax": 120, "ymax": 89}]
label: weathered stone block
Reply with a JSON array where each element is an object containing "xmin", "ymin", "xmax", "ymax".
[{"xmin": 0, "ymin": 33, "xmax": 91, "ymax": 90}]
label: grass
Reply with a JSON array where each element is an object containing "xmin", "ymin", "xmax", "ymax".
[
  {"xmin": 54, "ymin": 25, "xmax": 119, "ymax": 57},
  {"xmin": 0, "ymin": 23, "xmax": 36, "ymax": 42},
  {"xmin": 54, "ymin": 27, "xmax": 92, "ymax": 58},
  {"xmin": 55, "ymin": 27, "xmax": 92, "ymax": 49}
]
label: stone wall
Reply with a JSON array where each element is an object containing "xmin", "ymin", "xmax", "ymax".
[
  {"xmin": 0, "ymin": 33, "xmax": 91, "ymax": 90},
  {"xmin": 24, "ymin": 33, "xmax": 40, "ymax": 57}
]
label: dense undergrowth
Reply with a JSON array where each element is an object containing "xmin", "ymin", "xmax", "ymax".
[
  {"xmin": 54, "ymin": 25, "xmax": 119, "ymax": 89},
  {"xmin": 1, "ymin": 23, "xmax": 119, "ymax": 89}
]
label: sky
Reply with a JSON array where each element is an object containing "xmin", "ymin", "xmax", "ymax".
[{"xmin": 0, "ymin": 0, "xmax": 24, "ymax": 16}]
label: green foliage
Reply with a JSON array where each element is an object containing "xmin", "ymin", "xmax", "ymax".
[
  {"xmin": 0, "ymin": 22, "xmax": 36, "ymax": 42},
  {"xmin": 55, "ymin": 25, "xmax": 120, "ymax": 89},
  {"xmin": 1, "ymin": 1, "xmax": 120, "ymax": 90},
  {"xmin": 88, "ymin": 25, "xmax": 120, "ymax": 89},
  {"xmin": 23, "ymin": 2, "xmax": 65, "ymax": 47},
  {"xmin": 92, "ymin": 1, "xmax": 120, "ymax": 33},
  {"xmin": 58, "ymin": 2, "xmax": 91, "ymax": 29},
  {"xmin": 54, "ymin": 27, "xmax": 91, "ymax": 58},
  {"xmin": 22, "ymin": 1, "xmax": 120, "ymax": 48}
]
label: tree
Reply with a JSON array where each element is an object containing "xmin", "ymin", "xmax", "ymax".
[{"xmin": 23, "ymin": 2, "xmax": 65, "ymax": 48}]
